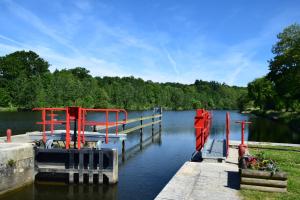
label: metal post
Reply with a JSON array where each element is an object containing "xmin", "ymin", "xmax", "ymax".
[
  {"xmin": 140, "ymin": 116, "xmax": 143, "ymax": 150},
  {"xmin": 241, "ymin": 121, "xmax": 245, "ymax": 145},
  {"xmin": 6, "ymin": 129, "xmax": 11, "ymax": 143},
  {"xmin": 122, "ymin": 119, "xmax": 126, "ymax": 131},
  {"xmin": 77, "ymin": 107, "xmax": 81, "ymax": 150},
  {"xmin": 226, "ymin": 112, "xmax": 230, "ymax": 157},
  {"xmin": 140, "ymin": 116, "xmax": 143, "ymax": 133},
  {"xmin": 152, "ymin": 114, "xmax": 154, "ymax": 136},
  {"xmin": 79, "ymin": 151, "xmax": 84, "ymax": 183},
  {"xmin": 66, "ymin": 108, "xmax": 70, "ymax": 149},
  {"xmin": 122, "ymin": 140, "xmax": 125, "ymax": 162},
  {"xmin": 89, "ymin": 150, "xmax": 94, "ymax": 184},
  {"xmin": 98, "ymin": 151, "xmax": 103, "ymax": 183},
  {"xmin": 105, "ymin": 111, "xmax": 109, "ymax": 144},
  {"xmin": 159, "ymin": 107, "xmax": 162, "ymax": 131},
  {"xmin": 42, "ymin": 109, "xmax": 46, "ymax": 143},
  {"xmin": 68, "ymin": 150, "xmax": 74, "ymax": 183},
  {"xmin": 116, "ymin": 112, "xmax": 119, "ymax": 136},
  {"xmin": 50, "ymin": 110, "xmax": 54, "ymax": 135},
  {"xmin": 235, "ymin": 120, "xmax": 251, "ymax": 158},
  {"xmin": 73, "ymin": 119, "xmax": 77, "ymax": 149},
  {"xmin": 82, "ymin": 110, "xmax": 85, "ymax": 144}
]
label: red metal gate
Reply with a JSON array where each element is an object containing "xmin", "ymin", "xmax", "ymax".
[
  {"xmin": 33, "ymin": 107, "xmax": 128, "ymax": 149},
  {"xmin": 194, "ymin": 109, "xmax": 212, "ymax": 151}
]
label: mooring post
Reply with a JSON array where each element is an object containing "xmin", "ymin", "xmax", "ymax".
[
  {"xmin": 98, "ymin": 150, "xmax": 103, "ymax": 184},
  {"xmin": 6, "ymin": 129, "xmax": 12, "ymax": 143},
  {"xmin": 68, "ymin": 150, "xmax": 74, "ymax": 183},
  {"xmin": 79, "ymin": 151, "xmax": 84, "ymax": 183},
  {"xmin": 109, "ymin": 149, "xmax": 118, "ymax": 184},
  {"xmin": 122, "ymin": 140, "xmax": 125, "ymax": 162},
  {"xmin": 89, "ymin": 150, "xmax": 94, "ymax": 184}
]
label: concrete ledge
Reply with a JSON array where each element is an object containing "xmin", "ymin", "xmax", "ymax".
[{"xmin": 0, "ymin": 142, "xmax": 34, "ymax": 195}]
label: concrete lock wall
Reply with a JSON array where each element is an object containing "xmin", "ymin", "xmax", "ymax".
[{"xmin": 0, "ymin": 143, "xmax": 34, "ymax": 195}]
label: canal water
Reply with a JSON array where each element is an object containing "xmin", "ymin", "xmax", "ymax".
[{"xmin": 0, "ymin": 110, "xmax": 299, "ymax": 200}]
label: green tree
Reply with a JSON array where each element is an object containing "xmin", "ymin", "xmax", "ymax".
[
  {"xmin": 247, "ymin": 77, "xmax": 276, "ymax": 110},
  {"xmin": 0, "ymin": 88, "xmax": 11, "ymax": 107},
  {"xmin": 268, "ymin": 24, "xmax": 300, "ymax": 109}
]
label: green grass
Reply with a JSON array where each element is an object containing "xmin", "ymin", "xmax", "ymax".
[{"xmin": 240, "ymin": 146, "xmax": 300, "ymax": 200}]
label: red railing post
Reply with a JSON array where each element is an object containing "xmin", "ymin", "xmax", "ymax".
[
  {"xmin": 42, "ymin": 109, "xmax": 46, "ymax": 143},
  {"xmin": 235, "ymin": 120, "xmax": 251, "ymax": 158},
  {"xmin": 241, "ymin": 121, "xmax": 245, "ymax": 145},
  {"xmin": 81, "ymin": 110, "xmax": 86, "ymax": 144},
  {"xmin": 226, "ymin": 112, "xmax": 230, "ymax": 157},
  {"xmin": 66, "ymin": 108, "xmax": 70, "ymax": 149},
  {"xmin": 50, "ymin": 111, "xmax": 53, "ymax": 135},
  {"xmin": 6, "ymin": 129, "xmax": 12, "ymax": 143},
  {"xmin": 105, "ymin": 110, "xmax": 109, "ymax": 144},
  {"xmin": 116, "ymin": 111, "xmax": 119, "ymax": 136},
  {"xmin": 77, "ymin": 107, "xmax": 81, "ymax": 150}
]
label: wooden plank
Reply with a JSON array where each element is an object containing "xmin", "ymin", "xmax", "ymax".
[
  {"xmin": 241, "ymin": 177, "xmax": 287, "ymax": 188},
  {"xmin": 95, "ymin": 114, "xmax": 162, "ymax": 130},
  {"xmin": 241, "ymin": 169, "xmax": 287, "ymax": 180},
  {"xmin": 119, "ymin": 120, "xmax": 161, "ymax": 135},
  {"xmin": 240, "ymin": 184, "xmax": 287, "ymax": 192}
]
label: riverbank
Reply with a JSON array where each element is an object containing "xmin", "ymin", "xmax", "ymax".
[
  {"xmin": 244, "ymin": 110, "xmax": 300, "ymax": 132},
  {"xmin": 240, "ymin": 145, "xmax": 300, "ymax": 200}
]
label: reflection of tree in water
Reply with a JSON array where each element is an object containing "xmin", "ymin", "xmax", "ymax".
[{"xmin": 248, "ymin": 116, "xmax": 299, "ymax": 143}]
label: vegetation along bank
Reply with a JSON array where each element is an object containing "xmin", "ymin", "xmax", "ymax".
[
  {"xmin": 238, "ymin": 24, "xmax": 300, "ymax": 132},
  {"xmin": 0, "ymin": 51, "xmax": 245, "ymax": 111}
]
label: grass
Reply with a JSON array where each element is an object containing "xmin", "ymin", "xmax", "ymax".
[{"xmin": 240, "ymin": 145, "xmax": 300, "ymax": 200}]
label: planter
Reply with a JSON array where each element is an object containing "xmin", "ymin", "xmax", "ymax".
[{"xmin": 240, "ymin": 169, "xmax": 288, "ymax": 192}]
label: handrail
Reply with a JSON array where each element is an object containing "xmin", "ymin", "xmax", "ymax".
[
  {"xmin": 95, "ymin": 114, "xmax": 162, "ymax": 130},
  {"xmin": 194, "ymin": 109, "xmax": 212, "ymax": 151},
  {"xmin": 33, "ymin": 107, "xmax": 129, "ymax": 149}
]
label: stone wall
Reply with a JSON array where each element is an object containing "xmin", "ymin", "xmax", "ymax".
[{"xmin": 0, "ymin": 143, "xmax": 34, "ymax": 195}]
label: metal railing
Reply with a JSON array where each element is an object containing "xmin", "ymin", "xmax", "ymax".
[
  {"xmin": 33, "ymin": 107, "xmax": 128, "ymax": 149},
  {"xmin": 194, "ymin": 109, "xmax": 212, "ymax": 151}
]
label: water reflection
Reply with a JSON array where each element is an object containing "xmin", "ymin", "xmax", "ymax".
[{"xmin": 249, "ymin": 115, "xmax": 300, "ymax": 143}]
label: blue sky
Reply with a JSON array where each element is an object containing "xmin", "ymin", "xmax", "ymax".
[{"xmin": 0, "ymin": 0, "xmax": 300, "ymax": 86}]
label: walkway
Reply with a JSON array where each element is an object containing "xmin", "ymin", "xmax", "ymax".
[{"xmin": 155, "ymin": 148, "xmax": 240, "ymax": 200}]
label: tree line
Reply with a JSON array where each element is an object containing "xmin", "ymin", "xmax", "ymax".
[
  {"xmin": 0, "ymin": 51, "xmax": 245, "ymax": 110},
  {"xmin": 239, "ymin": 24, "xmax": 300, "ymax": 112}
]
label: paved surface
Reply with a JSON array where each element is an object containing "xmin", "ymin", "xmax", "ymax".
[{"xmin": 155, "ymin": 148, "xmax": 240, "ymax": 200}]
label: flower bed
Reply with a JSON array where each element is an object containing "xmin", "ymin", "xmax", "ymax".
[{"xmin": 240, "ymin": 152, "xmax": 288, "ymax": 192}]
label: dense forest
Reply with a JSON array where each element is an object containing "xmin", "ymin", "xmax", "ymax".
[
  {"xmin": 0, "ymin": 51, "xmax": 245, "ymax": 110},
  {"xmin": 239, "ymin": 24, "xmax": 300, "ymax": 112}
]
